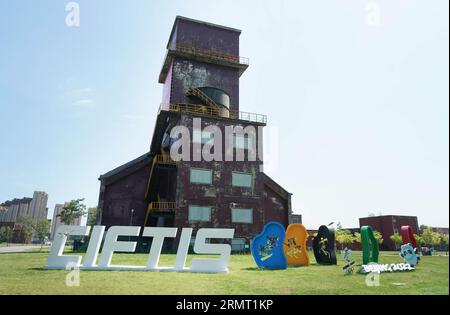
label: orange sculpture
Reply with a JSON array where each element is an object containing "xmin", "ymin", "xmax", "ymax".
[{"xmin": 283, "ymin": 224, "xmax": 309, "ymax": 266}]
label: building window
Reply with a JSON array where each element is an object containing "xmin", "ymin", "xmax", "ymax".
[
  {"xmin": 233, "ymin": 134, "xmax": 253, "ymax": 150},
  {"xmin": 232, "ymin": 172, "xmax": 253, "ymax": 188},
  {"xmin": 190, "ymin": 168, "xmax": 213, "ymax": 184},
  {"xmin": 193, "ymin": 130, "xmax": 214, "ymax": 144},
  {"xmin": 188, "ymin": 205, "xmax": 211, "ymax": 222},
  {"xmin": 231, "ymin": 208, "xmax": 253, "ymax": 224}
]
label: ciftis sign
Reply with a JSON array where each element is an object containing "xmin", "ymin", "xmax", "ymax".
[{"xmin": 45, "ymin": 226, "xmax": 234, "ymax": 273}]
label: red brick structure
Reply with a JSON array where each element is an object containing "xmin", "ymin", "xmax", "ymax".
[
  {"xmin": 97, "ymin": 16, "xmax": 293, "ymax": 251},
  {"xmin": 359, "ymin": 215, "xmax": 419, "ymax": 251}
]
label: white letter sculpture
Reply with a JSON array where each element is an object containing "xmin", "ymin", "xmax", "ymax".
[
  {"xmin": 44, "ymin": 226, "xmax": 234, "ymax": 273},
  {"xmin": 45, "ymin": 225, "xmax": 90, "ymax": 269}
]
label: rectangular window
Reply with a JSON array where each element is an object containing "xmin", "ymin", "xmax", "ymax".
[
  {"xmin": 232, "ymin": 172, "xmax": 253, "ymax": 188},
  {"xmin": 233, "ymin": 134, "xmax": 253, "ymax": 150},
  {"xmin": 188, "ymin": 206, "xmax": 211, "ymax": 222},
  {"xmin": 190, "ymin": 168, "xmax": 213, "ymax": 184},
  {"xmin": 193, "ymin": 130, "xmax": 214, "ymax": 144},
  {"xmin": 231, "ymin": 208, "xmax": 253, "ymax": 224}
]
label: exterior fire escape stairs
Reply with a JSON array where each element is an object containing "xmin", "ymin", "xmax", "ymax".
[
  {"xmin": 143, "ymin": 151, "xmax": 178, "ymax": 226},
  {"xmin": 185, "ymin": 87, "xmax": 221, "ymax": 112},
  {"xmin": 144, "ymin": 108, "xmax": 179, "ymax": 226}
]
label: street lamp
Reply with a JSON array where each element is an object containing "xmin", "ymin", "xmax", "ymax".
[
  {"xmin": 129, "ymin": 209, "xmax": 135, "ymax": 242},
  {"xmin": 130, "ymin": 209, "xmax": 135, "ymax": 226}
]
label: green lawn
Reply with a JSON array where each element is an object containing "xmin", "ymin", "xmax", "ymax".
[
  {"xmin": 0, "ymin": 243, "xmax": 31, "ymax": 247},
  {"xmin": 0, "ymin": 250, "xmax": 448, "ymax": 295}
]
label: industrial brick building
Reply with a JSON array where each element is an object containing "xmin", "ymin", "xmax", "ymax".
[
  {"xmin": 359, "ymin": 215, "xmax": 419, "ymax": 251},
  {"xmin": 97, "ymin": 16, "xmax": 293, "ymax": 250}
]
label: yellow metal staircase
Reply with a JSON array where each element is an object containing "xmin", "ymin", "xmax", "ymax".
[
  {"xmin": 185, "ymin": 87, "xmax": 221, "ymax": 111},
  {"xmin": 145, "ymin": 153, "xmax": 177, "ymax": 199},
  {"xmin": 144, "ymin": 201, "xmax": 177, "ymax": 226}
]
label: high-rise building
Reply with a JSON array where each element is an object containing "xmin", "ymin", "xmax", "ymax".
[
  {"xmin": 97, "ymin": 16, "xmax": 294, "ymax": 249},
  {"xmin": 0, "ymin": 191, "xmax": 48, "ymax": 224},
  {"xmin": 0, "ymin": 191, "xmax": 49, "ymax": 243}
]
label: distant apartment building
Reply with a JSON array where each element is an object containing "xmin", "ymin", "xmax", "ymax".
[
  {"xmin": 0, "ymin": 191, "xmax": 49, "ymax": 243},
  {"xmin": 0, "ymin": 191, "xmax": 48, "ymax": 225},
  {"xmin": 50, "ymin": 203, "xmax": 81, "ymax": 240}
]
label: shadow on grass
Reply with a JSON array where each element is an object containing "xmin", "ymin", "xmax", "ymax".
[
  {"xmin": 241, "ymin": 267, "xmax": 297, "ymax": 271},
  {"xmin": 30, "ymin": 267, "xmax": 47, "ymax": 271}
]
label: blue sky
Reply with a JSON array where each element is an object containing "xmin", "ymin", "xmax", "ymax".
[{"xmin": 0, "ymin": 0, "xmax": 448, "ymax": 228}]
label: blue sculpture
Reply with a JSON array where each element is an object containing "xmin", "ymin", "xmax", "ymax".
[
  {"xmin": 400, "ymin": 243, "xmax": 420, "ymax": 267},
  {"xmin": 251, "ymin": 221, "xmax": 287, "ymax": 270}
]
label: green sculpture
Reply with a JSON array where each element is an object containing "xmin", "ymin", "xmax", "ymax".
[{"xmin": 360, "ymin": 226, "xmax": 379, "ymax": 264}]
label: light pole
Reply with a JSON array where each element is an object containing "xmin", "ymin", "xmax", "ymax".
[
  {"xmin": 130, "ymin": 209, "xmax": 135, "ymax": 226},
  {"xmin": 129, "ymin": 209, "xmax": 135, "ymax": 242}
]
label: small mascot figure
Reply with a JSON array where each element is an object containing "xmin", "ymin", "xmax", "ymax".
[
  {"xmin": 259, "ymin": 236, "xmax": 279, "ymax": 261},
  {"xmin": 342, "ymin": 247, "xmax": 355, "ymax": 275},
  {"xmin": 285, "ymin": 237, "xmax": 302, "ymax": 259},
  {"xmin": 400, "ymin": 243, "xmax": 420, "ymax": 267}
]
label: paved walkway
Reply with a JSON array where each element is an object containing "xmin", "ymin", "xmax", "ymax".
[{"xmin": 0, "ymin": 245, "xmax": 49, "ymax": 253}]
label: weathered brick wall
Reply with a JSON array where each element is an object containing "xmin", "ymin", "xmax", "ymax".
[
  {"xmin": 101, "ymin": 165, "xmax": 150, "ymax": 228},
  {"xmin": 262, "ymin": 185, "xmax": 289, "ymax": 227},
  {"xmin": 173, "ymin": 18, "xmax": 240, "ymax": 55},
  {"xmin": 359, "ymin": 215, "xmax": 419, "ymax": 251},
  {"xmin": 169, "ymin": 58, "xmax": 240, "ymax": 110},
  {"xmin": 173, "ymin": 114, "xmax": 265, "ymax": 239}
]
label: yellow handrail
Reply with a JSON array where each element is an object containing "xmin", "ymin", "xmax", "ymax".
[
  {"xmin": 144, "ymin": 201, "xmax": 176, "ymax": 226},
  {"xmin": 144, "ymin": 154, "xmax": 177, "ymax": 198},
  {"xmin": 175, "ymin": 43, "xmax": 249, "ymax": 66},
  {"xmin": 154, "ymin": 154, "xmax": 177, "ymax": 165},
  {"xmin": 161, "ymin": 103, "xmax": 267, "ymax": 124}
]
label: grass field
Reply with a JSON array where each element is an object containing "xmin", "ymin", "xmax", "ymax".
[{"xmin": 0, "ymin": 249, "xmax": 448, "ymax": 295}]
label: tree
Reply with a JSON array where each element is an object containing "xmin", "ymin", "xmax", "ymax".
[
  {"xmin": 442, "ymin": 234, "xmax": 449, "ymax": 254},
  {"xmin": 421, "ymin": 227, "xmax": 434, "ymax": 246},
  {"xmin": 58, "ymin": 199, "xmax": 87, "ymax": 225},
  {"xmin": 431, "ymin": 232, "xmax": 442, "ymax": 249},
  {"xmin": 0, "ymin": 226, "xmax": 13, "ymax": 246},
  {"xmin": 390, "ymin": 232, "xmax": 402, "ymax": 249},
  {"xmin": 353, "ymin": 232, "xmax": 361, "ymax": 243},
  {"xmin": 17, "ymin": 215, "xmax": 50, "ymax": 248},
  {"xmin": 414, "ymin": 234, "xmax": 424, "ymax": 245},
  {"xmin": 335, "ymin": 229, "xmax": 354, "ymax": 250},
  {"xmin": 34, "ymin": 220, "xmax": 51, "ymax": 250},
  {"xmin": 16, "ymin": 215, "xmax": 34, "ymax": 243},
  {"xmin": 373, "ymin": 230, "xmax": 384, "ymax": 245},
  {"xmin": 87, "ymin": 207, "xmax": 98, "ymax": 226}
]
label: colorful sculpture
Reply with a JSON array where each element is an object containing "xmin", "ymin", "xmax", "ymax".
[
  {"xmin": 284, "ymin": 224, "xmax": 309, "ymax": 266},
  {"xmin": 251, "ymin": 221, "xmax": 287, "ymax": 270},
  {"xmin": 400, "ymin": 243, "xmax": 420, "ymax": 267},
  {"xmin": 360, "ymin": 225, "xmax": 379, "ymax": 265},
  {"xmin": 400, "ymin": 225, "xmax": 417, "ymax": 249},
  {"xmin": 342, "ymin": 247, "xmax": 355, "ymax": 275},
  {"xmin": 312, "ymin": 225, "xmax": 337, "ymax": 265}
]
